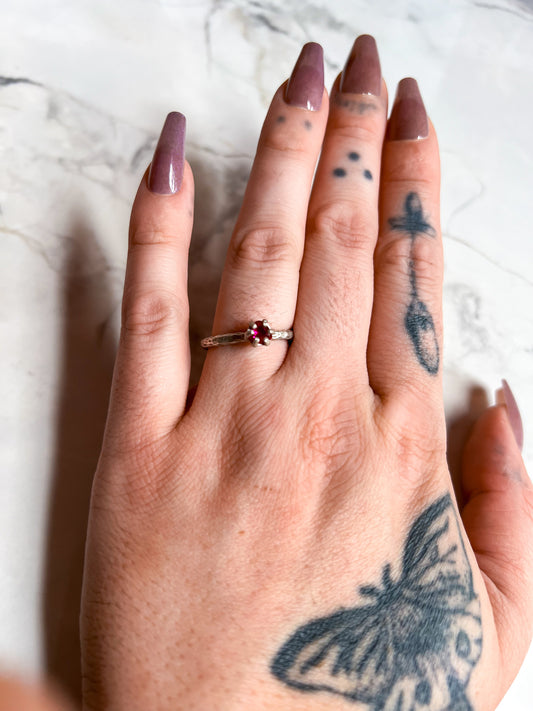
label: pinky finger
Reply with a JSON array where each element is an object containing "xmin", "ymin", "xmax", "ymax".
[{"xmin": 105, "ymin": 113, "xmax": 194, "ymax": 452}]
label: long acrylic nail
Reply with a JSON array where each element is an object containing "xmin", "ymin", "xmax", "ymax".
[
  {"xmin": 388, "ymin": 78, "xmax": 428, "ymax": 140},
  {"xmin": 284, "ymin": 42, "xmax": 324, "ymax": 111},
  {"xmin": 497, "ymin": 379, "xmax": 524, "ymax": 451},
  {"xmin": 340, "ymin": 34, "xmax": 381, "ymax": 95},
  {"xmin": 148, "ymin": 112, "xmax": 186, "ymax": 195}
]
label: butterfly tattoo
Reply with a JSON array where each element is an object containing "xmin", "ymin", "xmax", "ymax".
[{"xmin": 271, "ymin": 494, "xmax": 482, "ymax": 710}]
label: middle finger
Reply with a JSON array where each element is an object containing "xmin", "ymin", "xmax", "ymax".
[{"xmin": 290, "ymin": 36, "xmax": 388, "ymax": 384}]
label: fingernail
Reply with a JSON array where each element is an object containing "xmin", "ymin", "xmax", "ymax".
[
  {"xmin": 496, "ymin": 380, "xmax": 524, "ymax": 451},
  {"xmin": 339, "ymin": 34, "xmax": 381, "ymax": 95},
  {"xmin": 388, "ymin": 78, "xmax": 428, "ymax": 140},
  {"xmin": 148, "ymin": 111, "xmax": 186, "ymax": 195},
  {"xmin": 284, "ymin": 42, "xmax": 324, "ymax": 111}
]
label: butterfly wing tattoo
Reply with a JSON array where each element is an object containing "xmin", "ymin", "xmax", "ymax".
[{"xmin": 271, "ymin": 494, "xmax": 482, "ymax": 710}]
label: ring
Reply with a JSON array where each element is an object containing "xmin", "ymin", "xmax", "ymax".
[{"xmin": 201, "ymin": 318, "xmax": 293, "ymax": 349}]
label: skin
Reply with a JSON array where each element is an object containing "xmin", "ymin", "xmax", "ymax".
[
  {"xmin": 0, "ymin": 677, "xmax": 73, "ymax": 711},
  {"xmin": 70, "ymin": 51, "xmax": 533, "ymax": 711}
]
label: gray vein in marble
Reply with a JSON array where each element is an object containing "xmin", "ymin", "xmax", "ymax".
[
  {"xmin": 472, "ymin": 0, "xmax": 533, "ymax": 20},
  {"xmin": 203, "ymin": 0, "xmax": 355, "ymax": 76},
  {"xmin": 1, "ymin": 225, "xmax": 124, "ymax": 279},
  {"xmin": 0, "ymin": 76, "xmax": 42, "ymax": 87},
  {"xmin": 0, "ymin": 226, "xmax": 59, "ymax": 272},
  {"xmin": 188, "ymin": 140, "xmax": 252, "ymax": 160},
  {"xmin": 443, "ymin": 163, "xmax": 533, "ymax": 288},
  {"xmin": 447, "ymin": 283, "xmax": 491, "ymax": 355},
  {"xmin": 130, "ymin": 137, "xmax": 157, "ymax": 172},
  {"xmin": 444, "ymin": 232, "xmax": 533, "ymax": 288},
  {"xmin": 250, "ymin": 10, "xmax": 289, "ymax": 35}
]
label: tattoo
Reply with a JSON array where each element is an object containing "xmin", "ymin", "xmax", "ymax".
[
  {"xmin": 388, "ymin": 193, "xmax": 439, "ymax": 375},
  {"xmin": 304, "ymin": 119, "xmax": 312, "ymax": 130},
  {"xmin": 271, "ymin": 494, "xmax": 482, "ymax": 710},
  {"xmin": 276, "ymin": 115, "xmax": 286, "ymax": 123},
  {"xmin": 335, "ymin": 95, "xmax": 378, "ymax": 114},
  {"xmin": 332, "ymin": 153, "xmax": 373, "ymax": 182}
]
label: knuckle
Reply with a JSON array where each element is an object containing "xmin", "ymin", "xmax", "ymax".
[
  {"xmin": 230, "ymin": 226, "xmax": 299, "ymax": 270},
  {"xmin": 121, "ymin": 289, "xmax": 185, "ymax": 337},
  {"xmin": 376, "ymin": 233, "xmax": 442, "ymax": 286},
  {"xmin": 309, "ymin": 201, "xmax": 375, "ymax": 251},
  {"xmin": 298, "ymin": 387, "xmax": 361, "ymax": 473},
  {"xmin": 395, "ymin": 429, "xmax": 446, "ymax": 481},
  {"xmin": 259, "ymin": 131, "xmax": 310, "ymax": 161},
  {"xmin": 375, "ymin": 234, "xmax": 411, "ymax": 270},
  {"xmin": 130, "ymin": 228, "xmax": 179, "ymax": 246},
  {"xmin": 326, "ymin": 117, "xmax": 383, "ymax": 144},
  {"xmin": 411, "ymin": 237, "xmax": 442, "ymax": 286},
  {"xmin": 382, "ymin": 165, "xmax": 439, "ymax": 189},
  {"xmin": 332, "ymin": 93, "xmax": 384, "ymax": 125},
  {"xmin": 378, "ymin": 405, "xmax": 446, "ymax": 484}
]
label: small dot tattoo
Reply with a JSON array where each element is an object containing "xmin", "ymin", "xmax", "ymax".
[
  {"xmin": 276, "ymin": 115, "xmax": 286, "ymax": 123},
  {"xmin": 304, "ymin": 120, "xmax": 312, "ymax": 130},
  {"xmin": 333, "ymin": 167, "xmax": 347, "ymax": 177},
  {"xmin": 364, "ymin": 169, "xmax": 373, "ymax": 181},
  {"xmin": 348, "ymin": 152, "xmax": 360, "ymax": 161}
]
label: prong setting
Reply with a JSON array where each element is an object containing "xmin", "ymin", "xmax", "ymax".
[{"xmin": 247, "ymin": 318, "xmax": 272, "ymax": 346}]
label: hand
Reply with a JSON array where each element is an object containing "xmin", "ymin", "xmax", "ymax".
[{"xmin": 80, "ymin": 37, "xmax": 533, "ymax": 711}]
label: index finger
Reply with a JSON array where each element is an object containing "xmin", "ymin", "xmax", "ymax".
[{"xmin": 105, "ymin": 113, "xmax": 194, "ymax": 453}]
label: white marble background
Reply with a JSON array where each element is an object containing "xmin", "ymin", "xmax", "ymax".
[{"xmin": 1, "ymin": 0, "xmax": 532, "ymax": 707}]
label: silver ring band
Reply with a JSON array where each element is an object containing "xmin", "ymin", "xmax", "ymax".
[{"xmin": 201, "ymin": 318, "xmax": 293, "ymax": 349}]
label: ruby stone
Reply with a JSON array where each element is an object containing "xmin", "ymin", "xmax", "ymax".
[{"xmin": 248, "ymin": 320, "xmax": 272, "ymax": 346}]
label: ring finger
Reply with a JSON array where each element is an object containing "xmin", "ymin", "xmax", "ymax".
[{"xmin": 199, "ymin": 43, "xmax": 328, "ymax": 389}]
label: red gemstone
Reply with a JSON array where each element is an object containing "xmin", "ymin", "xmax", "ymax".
[{"xmin": 248, "ymin": 319, "xmax": 272, "ymax": 346}]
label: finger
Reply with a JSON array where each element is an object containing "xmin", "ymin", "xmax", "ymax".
[
  {"xmin": 461, "ymin": 382, "xmax": 533, "ymax": 687},
  {"xmin": 0, "ymin": 676, "xmax": 75, "ymax": 711},
  {"xmin": 200, "ymin": 43, "xmax": 328, "ymax": 386},
  {"xmin": 368, "ymin": 79, "xmax": 442, "ymax": 405},
  {"xmin": 106, "ymin": 113, "xmax": 194, "ymax": 450},
  {"xmin": 291, "ymin": 35, "xmax": 387, "ymax": 382}
]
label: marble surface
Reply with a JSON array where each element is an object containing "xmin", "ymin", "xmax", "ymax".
[{"xmin": 1, "ymin": 0, "xmax": 532, "ymax": 707}]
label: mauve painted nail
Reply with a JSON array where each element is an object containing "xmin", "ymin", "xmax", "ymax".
[
  {"xmin": 340, "ymin": 35, "xmax": 381, "ymax": 95},
  {"xmin": 388, "ymin": 78, "xmax": 428, "ymax": 140},
  {"xmin": 284, "ymin": 42, "xmax": 324, "ymax": 111},
  {"xmin": 148, "ymin": 112, "xmax": 186, "ymax": 195},
  {"xmin": 501, "ymin": 379, "xmax": 524, "ymax": 451}
]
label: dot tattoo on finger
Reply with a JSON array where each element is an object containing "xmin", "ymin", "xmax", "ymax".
[{"xmin": 332, "ymin": 152, "xmax": 373, "ymax": 181}]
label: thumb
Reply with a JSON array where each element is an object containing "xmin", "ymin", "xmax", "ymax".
[{"xmin": 461, "ymin": 380, "xmax": 533, "ymax": 686}]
